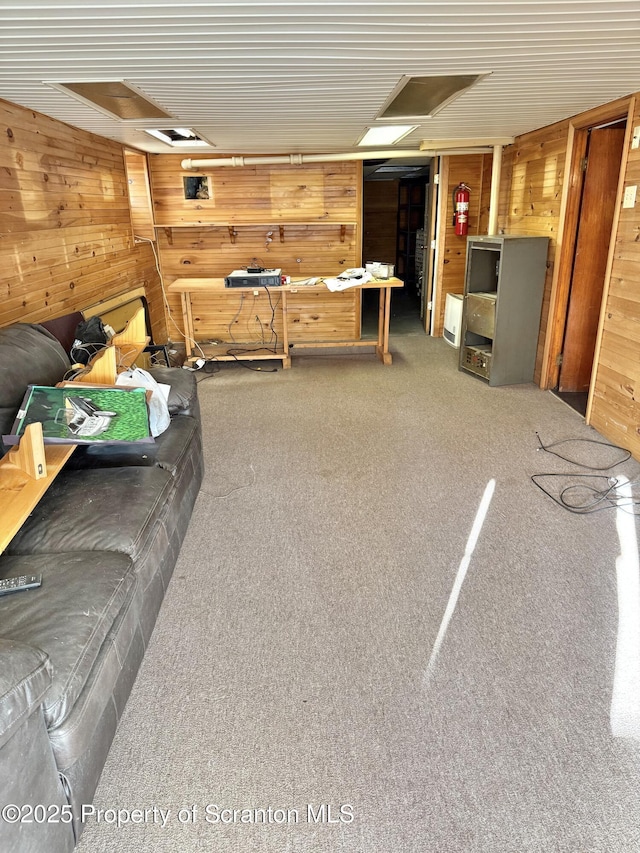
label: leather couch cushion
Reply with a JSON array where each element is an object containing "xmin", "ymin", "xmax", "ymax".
[
  {"xmin": 155, "ymin": 415, "xmax": 200, "ymax": 477},
  {"xmin": 64, "ymin": 414, "xmax": 199, "ymax": 475},
  {"xmin": 0, "ymin": 552, "xmax": 135, "ymax": 730},
  {"xmin": 0, "ymin": 639, "xmax": 52, "ymax": 749},
  {"xmin": 0, "ymin": 324, "xmax": 71, "ymax": 454},
  {"xmin": 148, "ymin": 366, "xmax": 198, "ymax": 416},
  {"xmin": 39, "ymin": 312, "xmax": 85, "ymax": 357},
  {"xmin": 8, "ymin": 466, "xmax": 174, "ymax": 561},
  {"xmin": 65, "ymin": 440, "xmax": 158, "ymax": 470}
]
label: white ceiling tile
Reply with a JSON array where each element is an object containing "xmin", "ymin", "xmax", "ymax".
[{"xmin": 0, "ymin": 2, "xmax": 639, "ymax": 153}]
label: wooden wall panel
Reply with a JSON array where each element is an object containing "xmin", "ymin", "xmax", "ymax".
[
  {"xmin": 156, "ymin": 223, "xmax": 359, "ymax": 339},
  {"xmin": 149, "ymin": 155, "xmax": 362, "ymax": 343},
  {"xmin": 590, "ymin": 97, "xmax": 640, "ymax": 458},
  {"xmin": 287, "ymin": 290, "xmax": 359, "ymax": 342},
  {"xmin": 433, "ymin": 153, "xmax": 492, "ymax": 335},
  {"xmin": 149, "ymin": 156, "xmax": 361, "ymax": 225},
  {"xmin": 124, "ymin": 150, "xmax": 155, "ymax": 241},
  {"xmin": 0, "ymin": 98, "xmax": 167, "ymax": 340},
  {"xmin": 188, "ymin": 288, "xmax": 286, "ymax": 345},
  {"xmin": 499, "ymin": 95, "xmax": 640, "ymax": 459},
  {"xmin": 184, "ymin": 287, "xmax": 359, "ymax": 346},
  {"xmin": 499, "ymin": 121, "xmax": 568, "ymax": 382}
]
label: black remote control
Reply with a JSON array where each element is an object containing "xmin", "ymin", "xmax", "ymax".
[{"xmin": 0, "ymin": 575, "xmax": 43, "ymax": 596}]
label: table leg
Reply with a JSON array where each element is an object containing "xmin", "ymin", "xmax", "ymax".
[
  {"xmin": 281, "ymin": 289, "xmax": 292, "ymax": 368},
  {"xmin": 180, "ymin": 291, "xmax": 195, "ymax": 358},
  {"xmin": 376, "ymin": 286, "xmax": 393, "ymax": 365}
]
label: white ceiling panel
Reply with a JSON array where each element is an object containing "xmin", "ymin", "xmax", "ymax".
[{"xmin": 1, "ymin": 1, "xmax": 639, "ymax": 155}]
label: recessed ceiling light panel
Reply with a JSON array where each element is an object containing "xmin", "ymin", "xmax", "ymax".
[
  {"xmin": 357, "ymin": 125, "xmax": 418, "ymax": 146},
  {"xmin": 377, "ymin": 74, "xmax": 489, "ymax": 120}
]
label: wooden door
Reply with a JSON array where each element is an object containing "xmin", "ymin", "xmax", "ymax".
[{"xmin": 558, "ymin": 127, "xmax": 625, "ymax": 392}]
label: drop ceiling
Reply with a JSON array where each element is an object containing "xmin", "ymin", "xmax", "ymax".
[{"xmin": 1, "ymin": 1, "xmax": 639, "ymax": 156}]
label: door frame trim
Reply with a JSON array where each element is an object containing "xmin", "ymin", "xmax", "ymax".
[
  {"xmin": 431, "ymin": 156, "xmax": 449, "ymax": 334},
  {"xmin": 539, "ymin": 95, "xmax": 633, "ymax": 394},
  {"xmin": 423, "ymin": 156, "xmax": 440, "ymax": 333}
]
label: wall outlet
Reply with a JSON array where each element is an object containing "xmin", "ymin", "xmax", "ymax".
[{"xmin": 623, "ymin": 185, "xmax": 637, "ymax": 209}]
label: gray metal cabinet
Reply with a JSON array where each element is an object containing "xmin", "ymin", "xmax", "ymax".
[{"xmin": 458, "ymin": 235, "xmax": 549, "ymax": 386}]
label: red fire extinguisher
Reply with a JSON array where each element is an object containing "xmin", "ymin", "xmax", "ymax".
[{"xmin": 452, "ymin": 182, "xmax": 471, "ymax": 236}]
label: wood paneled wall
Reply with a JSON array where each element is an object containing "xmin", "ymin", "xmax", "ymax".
[
  {"xmin": 499, "ymin": 120, "xmax": 569, "ymax": 383},
  {"xmin": 186, "ymin": 286, "xmax": 360, "ymax": 346},
  {"xmin": 149, "ymin": 156, "xmax": 360, "ymax": 225},
  {"xmin": 123, "ymin": 149, "xmax": 155, "ymax": 241},
  {"xmin": 148, "ymin": 155, "xmax": 362, "ymax": 342},
  {"xmin": 156, "ymin": 222, "xmax": 360, "ymax": 343},
  {"xmin": 156, "ymin": 223, "xmax": 358, "ymax": 280},
  {"xmin": 499, "ymin": 95, "xmax": 640, "ymax": 458},
  {"xmin": 0, "ymin": 98, "xmax": 167, "ymax": 340},
  {"xmin": 590, "ymin": 98, "xmax": 640, "ymax": 458},
  {"xmin": 433, "ymin": 153, "xmax": 493, "ymax": 335}
]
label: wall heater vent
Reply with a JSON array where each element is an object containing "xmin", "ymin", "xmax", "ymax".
[{"xmin": 443, "ymin": 292, "xmax": 464, "ymax": 347}]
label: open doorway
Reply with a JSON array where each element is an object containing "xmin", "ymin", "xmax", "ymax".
[
  {"xmin": 552, "ymin": 119, "xmax": 626, "ymax": 416},
  {"xmin": 361, "ymin": 159, "xmax": 431, "ymax": 335}
]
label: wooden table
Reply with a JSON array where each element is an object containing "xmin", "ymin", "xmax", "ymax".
[{"xmin": 168, "ymin": 276, "xmax": 404, "ymax": 368}]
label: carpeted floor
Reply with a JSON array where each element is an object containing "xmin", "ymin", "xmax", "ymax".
[{"xmin": 76, "ymin": 321, "xmax": 640, "ymax": 853}]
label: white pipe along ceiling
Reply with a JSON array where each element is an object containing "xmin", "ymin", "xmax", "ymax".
[
  {"xmin": 182, "ymin": 144, "xmax": 504, "ymax": 240},
  {"xmin": 180, "ymin": 147, "xmax": 494, "ymax": 170}
]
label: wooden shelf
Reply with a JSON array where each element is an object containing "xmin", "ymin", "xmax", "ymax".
[
  {"xmin": 156, "ymin": 220, "xmax": 357, "ymax": 246},
  {"xmin": 195, "ymin": 343, "xmax": 288, "ymax": 363},
  {"xmin": 0, "ymin": 423, "xmax": 76, "ymax": 553},
  {"xmin": 154, "ymin": 221, "xmax": 357, "ymax": 228}
]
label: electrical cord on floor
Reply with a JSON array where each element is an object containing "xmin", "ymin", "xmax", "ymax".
[
  {"xmin": 224, "ymin": 349, "xmax": 279, "ymax": 372},
  {"xmin": 532, "ymin": 433, "xmax": 639, "ymax": 514},
  {"xmin": 264, "ymin": 285, "xmax": 279, "ymax": 354},
  {"xmin": 531, "ymin": 472, "xmax": 640, "ymax": 515},
  {"xmin": 199, "ymin": 464, "xmax": 256, "ymax": 499},
  {"xmin": 195, "ymin": 361, "xmax": 221, "ymax": 382},
  {"xmin": 535, "ymin": 432, "xmax": 631, "ymax": 468},
  {"xmin": 230, "ymin": 287, "xmax": 279, "ymax": 358}
]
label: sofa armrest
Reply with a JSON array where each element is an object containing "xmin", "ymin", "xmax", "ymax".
[{"xmin": 0, "ymin": 639, "xmax": 52, "ymax": 750}]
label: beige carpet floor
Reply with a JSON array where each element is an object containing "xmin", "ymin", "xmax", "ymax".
[{"xmin": 76, "ymin": 325, "xmax": 640, "ymax": 853}]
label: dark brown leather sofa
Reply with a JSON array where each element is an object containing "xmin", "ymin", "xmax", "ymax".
[{"xmin": 0, "ymin": 323, "xmax": 203, "ymax": 852}]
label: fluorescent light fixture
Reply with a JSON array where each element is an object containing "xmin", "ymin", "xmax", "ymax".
[
  {"xmin": 357, "ymin": 125, "xmax": 418, "ymax": 146},
  {"xmin": 144, "ymin": 129, "xmax": 214, "ymax": 147}
]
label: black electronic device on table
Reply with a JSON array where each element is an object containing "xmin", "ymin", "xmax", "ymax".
[{"xmin": 224, "ymin": 268, "xmax": 282, "ymax": 288}]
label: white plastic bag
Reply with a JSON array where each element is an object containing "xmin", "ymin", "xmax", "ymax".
[{"xmin": 116, "ymin": 367, "xmax": 171, "ymax": 437}]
